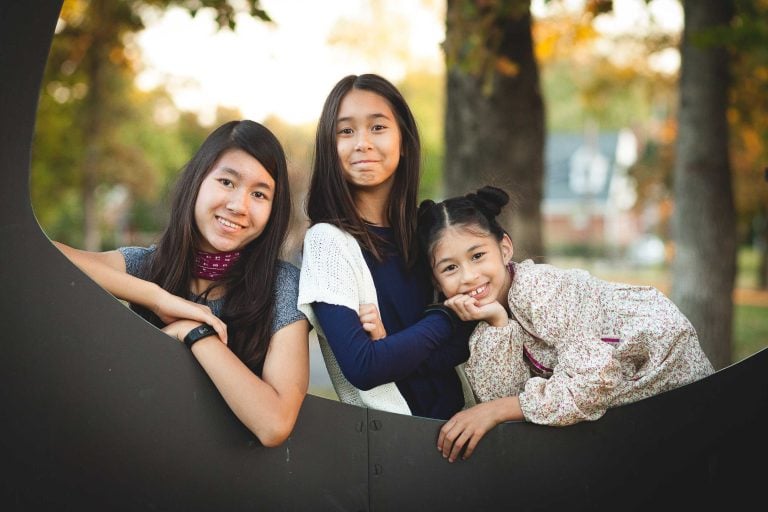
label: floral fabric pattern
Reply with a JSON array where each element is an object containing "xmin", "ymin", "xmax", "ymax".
[{"xmin": 465, "ymin": 260, "xmax": 715, "ymax": 426}]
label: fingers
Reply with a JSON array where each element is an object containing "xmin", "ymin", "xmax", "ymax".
[
  {"xmin": 187, "ymin": 303, "xmax": 227, "ymax": 345},
  {"xmin": 359, "ymin": 303, "xmax": 386, "ymax": 340},
  {"xmin": 444, "ymin": 295, "xmax": 478, "ymax": 321},
  {"xmin": 437, "ymin": 407, "xmax": 495, "ymax": 462},
  {"xmin": 438, "ymin": 417, "xmax": 469, "ymax": 463},
  {"xmin": 208, "ymin": 316, "xmax": 228, "ymax": 345},
  {"xmin": 359, "ymin": 311, "xmax": 377, "ymax": 326},
  {"xmin": 462, "ymin": 433, "xmax": 482, "ymax": 460},
  {"xmin": 179, "ymin": 301, "xmax": 228, "ymax": 345},
  {"xmin": 359, "ymin": 303, "xmax": 376, "ymax": 315}
]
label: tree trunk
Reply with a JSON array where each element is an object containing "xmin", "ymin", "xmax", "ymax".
[
  {"xmin": 443, "ymin": 0, "xmax": 545, "ymax": 262},
  {"xmin": 671, "ymin": 0, "xmax": 736, "ymax": 369}
]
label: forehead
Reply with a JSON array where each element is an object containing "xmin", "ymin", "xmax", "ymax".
[
  {"xmin": 432, "ymin": 225, "xmax": 493, "ymax": 258},
  {"xmin": 337, "ymin": 89, "xmax": 396, "ymax": 121}
]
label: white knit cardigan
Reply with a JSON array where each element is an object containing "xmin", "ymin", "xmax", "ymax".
[{"xmin": 298, "ymin": 223, "xmax": 412, "ymax": 415}]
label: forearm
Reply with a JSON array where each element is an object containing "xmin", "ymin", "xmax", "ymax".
[
  {"xmin": 420, "ymin": 320, "xmax": 473, "ymax": 371},
  {"xmin": 185, "ymin": 318, "xmax": 309, "ymax": 446},
  {"xmin": 190, "ymin": 334, "xmax": 308, "ymax": 446},
  {"xmin": 488, "ymin": 396, "xmax": 525, "ymax": 423},
  {"xmin": 54, "ymin": 241, "xmax": 165, "ymax": 309},
  {"xmin": 314, "ymin": 302, "xmax": 454, "ymax": 389},
  {"xmin": 191, "ymin": 340, "xmax": 293, "ymax": 445}
]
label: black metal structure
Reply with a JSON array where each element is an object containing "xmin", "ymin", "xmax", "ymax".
[{"xmin": 1, "ymin": 1, "xmax": 766, "ymax": 510}]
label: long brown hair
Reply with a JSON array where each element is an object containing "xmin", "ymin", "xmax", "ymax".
[
  {"xmin": 134, "ymin": 120, "xmax": 291, "ymax": 374},
  {"xmin": 306, "ymin": 74, "xmax": 422, "ymax": 267}
]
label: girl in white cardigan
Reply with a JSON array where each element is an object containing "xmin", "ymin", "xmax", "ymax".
[{"xmin": 298, "ymin": 74, "xmax": 474, "ymax": 419}]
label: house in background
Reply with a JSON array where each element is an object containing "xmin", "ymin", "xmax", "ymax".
[{"xmin": 543, "ymin": 127, "xmax": 648, "ymax": 260}]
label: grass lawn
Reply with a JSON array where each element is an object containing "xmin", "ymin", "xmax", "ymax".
[{"xmin": 733, "ymin": 304, "xmax": 768, "ymax": 363}]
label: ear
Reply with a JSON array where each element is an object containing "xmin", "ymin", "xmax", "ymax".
[{"xmin": 500, "ymin": 234, "xmax": 514, "ymax": 264}]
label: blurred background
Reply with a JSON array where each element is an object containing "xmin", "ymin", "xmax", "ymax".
[{"xmin": 31, "ymin": 0, "xmax": 768, "ymax": 398}]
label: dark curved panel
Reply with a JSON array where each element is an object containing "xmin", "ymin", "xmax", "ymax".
[
  {"xmin": 1, "ymin": 1, "xmax": 766, "ymax": 511},
  {"xmin": 368, "ymin": 349, "xmax": 768, "ymax": 511},
  {"xmin": 0, "ymin": 1, "xmax": 367, "ymax": 511}
]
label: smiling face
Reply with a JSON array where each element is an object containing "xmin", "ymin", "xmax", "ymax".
[
  {"xmin": 193, "ymin": 148, "xmax": 275, "ymax": 254},
  {"xmin": 431, "ymin": 225, "xmax": 514, "ymax": 306},
  {"xmin": 335, "ymin": 88, "xmax": 402, "ymax": 196}
]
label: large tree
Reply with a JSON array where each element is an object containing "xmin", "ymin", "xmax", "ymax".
[
  {"xmin": 671, "ymin": 0, "xmax": 737, "ymax": 369},
  {"xmin": 443, "ymin": 0, "xmax": 545, "ymax": 261}
]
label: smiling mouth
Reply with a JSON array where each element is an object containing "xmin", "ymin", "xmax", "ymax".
[
  {"xmin": 217, "ymin": 216, "xmax": 244, "ymax": 230},
  {"xmin": 467, "ymin": 284, "xmax": 487, "ymax": 297}
]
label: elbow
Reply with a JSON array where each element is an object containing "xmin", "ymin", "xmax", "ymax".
[
  {"xmin": 344, "ymin": 371, "xmax": 378, "ymax": 391},
  {"xmin": 247, "ymin": 409, "xmax": 301, "ymax": 448},
  {"xmin": 258, "ymin": 430, "xmax": 290, "ymax": 448}
]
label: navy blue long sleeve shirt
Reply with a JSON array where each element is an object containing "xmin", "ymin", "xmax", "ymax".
[{"xmin": 311, "ymin": 226, "xmax": 472, "ymax": 420}]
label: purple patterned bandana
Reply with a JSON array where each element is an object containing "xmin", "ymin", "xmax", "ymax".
[{"xmin": 194, "ymin": 250, "xmax": 241, "ymax": 281}]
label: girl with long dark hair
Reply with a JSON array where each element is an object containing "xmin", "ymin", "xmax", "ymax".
[
  {"xmin": 298, "ymin": 74, "xmax": 474, "ymax": 420},
  {"xmin": 54, "ymin": 120, "xmax": 309, "ymax": 446}
]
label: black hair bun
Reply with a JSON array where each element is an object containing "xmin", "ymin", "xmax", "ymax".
[
  {"xmin": 417, "ymin": 199, "xmax": 437, "ymax": 224},
  {"xmin": 468, "ymin": 186, "xmax": 509, "ymax": 218}
]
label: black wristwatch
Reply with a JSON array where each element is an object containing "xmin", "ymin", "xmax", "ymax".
[{"xmin": 183, "ymin": 323, "xmax": 217, "ymax": 349}]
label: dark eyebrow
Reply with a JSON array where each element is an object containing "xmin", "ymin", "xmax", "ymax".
[
  {"xmin": 337, "ymin": 113, "xmax": 393, "ymax": 124},
  {"xmin": 214, "ymin": 167, "xmax": 274, "ymax": 191},
  {"xmin": 434, "ymin": 243, "xmax": 487, "ymax": 268}
]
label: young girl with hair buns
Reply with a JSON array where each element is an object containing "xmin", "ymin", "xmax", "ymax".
[{"xmin": 415, "ymin": 185, "xmax": 714, "ymax": 462}]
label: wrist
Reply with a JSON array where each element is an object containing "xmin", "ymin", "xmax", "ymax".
[
  {"xmin": 183, "ymin": 323, "xmax": 216, "ymax": 349},
  {"xmin": 488, "ymin": 314, "xmax": 508, "ymax": 328},
  {"xmin": 497, "ymin": 396, "xmax": 523, "ymax": 422}
]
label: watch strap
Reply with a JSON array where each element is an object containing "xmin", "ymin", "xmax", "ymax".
[{"xmin": 183, "ymin": 323, "xmax": 217, "ymax": 348}]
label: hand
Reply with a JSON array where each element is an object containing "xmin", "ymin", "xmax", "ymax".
[
  {"xmin": 443, "ymin": 295, "xmax": 508, "ymax": 327},
  {"xmin": 437, "ymin": 401, "xmax": 508, "ymax": 462},
  {"xmin": 153, "ymin": 290, "xmax": 227, "ymax": 344},
  {"xmin": 359, "ymin": 303, "xmax": 386, "ymax": 340},
  {"xmin": 162, "ymin": 319, "xmax": 225, "ymax": 346}
]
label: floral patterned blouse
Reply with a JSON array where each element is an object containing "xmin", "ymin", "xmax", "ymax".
[{"xmin": 464, "ymin": 260, "xmax": 715, "ymax": 426}]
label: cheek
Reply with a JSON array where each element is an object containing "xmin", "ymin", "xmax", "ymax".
[
  {"xmin": 192, "ymin": 191, "xmax": 207, "ymax": 218},
  {"xmin": 432, "ymin": 274, "xmax": 449, "ymax": 293},
  {"xmin": 251, "ymin": 202, "xmax": 273, "ymax": 226},
  {"xmin": 337, "ymin": 139, "xmax": 350, "ymax": 158}
]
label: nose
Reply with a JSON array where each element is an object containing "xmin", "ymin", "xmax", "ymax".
[
  {"xmin": 460, "ymin": 266, "xmax": 479, "ymax": 285},
  {"xmin": 354, "ymin": 131, "xmax": 372, "ymax": 151},
  {"xmin": 226, "ymin": 189, "xmax": 248, "ymax": 214}
]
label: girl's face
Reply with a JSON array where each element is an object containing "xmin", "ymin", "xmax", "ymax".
[
  {"xmin": 335, "ymin": 88, "xmax": 402, "ymax": 195},
  {"xmin": 194, "ymin": 148, "xmax": 275, "ymax": 254},
  {"xmin": 430, "ymin": 226, "xmax": 514, "ymax": 307}
]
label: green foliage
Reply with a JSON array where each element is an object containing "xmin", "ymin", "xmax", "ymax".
[
  {"xmin": 32, "ymin": 0, "xmax": 271, "ymax": 248},
  {"xmin": 397, "ymin": 72, "xmax": 445, "ymax": 202},
  {"xmin": 733, "ymin": 304, "xmax": 768, "ymax": 363}
]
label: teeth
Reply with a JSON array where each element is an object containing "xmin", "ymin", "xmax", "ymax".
[
  {"xmin": 468, "ymin": 285, "xmax": 486, "ymax": 297},
  {"xmin": 218, "ymin": 217, "xmax": 240, "ymax": 229}
]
